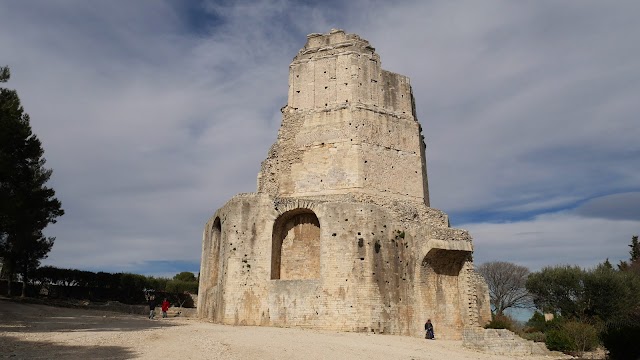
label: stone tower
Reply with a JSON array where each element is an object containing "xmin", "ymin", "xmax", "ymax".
[{"xmin": 198, "ymin": 29, "xmax": 491, "ymax": 339}]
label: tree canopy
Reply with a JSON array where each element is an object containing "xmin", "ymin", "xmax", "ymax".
[
  {"xmin": 0, "ymin": 66, "xmax": 64, "ymax": 296},
  {"xmin": 173, "ymin": 271, "xmax": 197, "ymax": 282}
]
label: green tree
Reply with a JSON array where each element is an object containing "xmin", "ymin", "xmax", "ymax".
[
  {"xmin": 526, "ymin": 265, "xmax": 586, "ymax": 317},
  {"xmin": 173, "ymin": 271, "xmax": 196, "ymax": 282},
  {"xmin": 477, "ymin": 261, "xmax": 532, "ymax": 315},
  {"xmin": 0, "ymin": 66, "xmax": 64, "ymax": 296},
  {"xmin": 630, "ymin": 235, "xmax": 640, "ymax": 262}
]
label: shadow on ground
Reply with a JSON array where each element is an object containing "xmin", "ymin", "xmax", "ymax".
[
  {"xmin": 0, "ymin": 297, "xmax": 177, "ymax": 333},
  {"xmin": 0, "ymin": 335, "xmax": 136, "ymax": 360}
]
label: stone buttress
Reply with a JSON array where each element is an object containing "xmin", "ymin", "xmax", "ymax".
[{"xmin": 197, "ymin": 29, "xmax": 491, "ymax": 339}]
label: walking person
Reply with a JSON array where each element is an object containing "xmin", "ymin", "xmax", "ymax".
[
  {"xmin": 425, "ymin": 319, "xmax": 435, "ymax": 339},
  {"xmin": 148, "ymin": 295, "xmax": 157, "ymax": 319},
  {"xmin": 161, "ymin": 298, "xmax": 170, "ymax": 318}
]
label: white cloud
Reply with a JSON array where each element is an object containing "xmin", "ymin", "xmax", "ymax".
[
  {"xmin": 1, "ymin": 1, "xmax": 639, "ymax": 274},
  {"xmin": 463, "ymin": 212, "xmax": 640, "ymax": 271}
]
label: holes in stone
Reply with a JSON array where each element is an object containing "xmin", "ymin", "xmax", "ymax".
[
  {"xmin": 296, "ymin": 75, "xmax": 299, "ymax": 78},
  {"xmin": 345, "ymin": 100, "xmax": 348, "ymax": 102},
  {"xmin": 233, "ymin": 248, "xmax": 236, "ymax": 251},
  {"xmin": 325, "ymin": 86, "xmax": 328, "ymax": 89},
  {"xmin": 332, "ymin": 233, "xmax": 337, "ymax": 236},
  {"xmin": 364, "ymin": 160, "xmax": 367, "ymax": 163},
  {"xmin": 296, "ymin": 90, "xmax": 300, "ymax": 93},
  {"xmin": 324, "ymin": 71, "xmax": 326, "ymax": 73},
  {"xmin": 358, "ymin": 238, "xmax": 364, "ymax": 248},
  {"xmin": 360, "ymin": 257, "xmax": 365, "ymax": 261},
  {"xmin": 345, "ymin": 218, "xmax": 348, "ymax": 221},
  {"xmin": 374, "ymin": 242, "xmax": 381, "ymax": 253},
  {"xmin": 357, "ymin": 232, "xmax": 361, "ymax": 235},
  {"xmin": 325, "ymin": 103, "xmax": 328, "ymax": 106}
]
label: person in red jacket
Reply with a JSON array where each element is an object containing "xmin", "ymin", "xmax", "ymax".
[{"xmin": 161, "ymin": 298, "xmax": 170, "ymax": 318}]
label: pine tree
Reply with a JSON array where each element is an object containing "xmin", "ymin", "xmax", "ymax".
[
  {"xmin": 0, "ymin": 66, "xmax": 64, "ymax": 296},
  {"xmin": 630, "ymin": 235, "xmax": 640, "ymax": 262}
]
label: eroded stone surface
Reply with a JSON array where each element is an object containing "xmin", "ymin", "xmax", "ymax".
[{"xmin": 198, "ymin": 30, "xmax": 491, "ymax": 340}]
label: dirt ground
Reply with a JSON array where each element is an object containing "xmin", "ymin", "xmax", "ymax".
[{"xmin": 1, "ymin": 299, "xmax": 567, "ymax": 360}]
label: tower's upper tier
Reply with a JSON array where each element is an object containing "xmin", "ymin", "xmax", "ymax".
[
  {"xmin": 258, "ymin": 30, "xmax": 429, "ymax": 207},
  {"xmin": 288, "ymin": 29, "xmax": 415, "ymax": 117}
]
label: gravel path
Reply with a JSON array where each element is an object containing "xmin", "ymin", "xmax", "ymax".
[{"xmin": 1, "ymin": 299, "xmax": 564, "ymax": 360}]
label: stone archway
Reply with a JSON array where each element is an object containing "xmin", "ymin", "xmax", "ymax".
[
  {"xmin": 271, "ymin": 209, "xmax": 321, "ymax": 280},
  {"xmin": 418, "ymin": 248, "xmax": 470, "ymax": 339}
]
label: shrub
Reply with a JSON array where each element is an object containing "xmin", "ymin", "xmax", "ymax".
[
  {"xmin": 525, "ymin": 311, "xmax": 548, "ymax": 332},
  {"xmin": 521, "ymin": 331, "xmax": 545, "ymax": 342},
  {"xmin": 563, "ymin": 321, "xmax": 599, "ymax": 354},
  {"xmin": 600, "ymin": 315, "xmax": 640, "ymax": 360},
  {"xmin": 545, "ymin": 321, "xmax": 598, "ymax": 355},
  {"xmin": 484, "ymin": 314, "xmax": 515, "ymax": 330}
]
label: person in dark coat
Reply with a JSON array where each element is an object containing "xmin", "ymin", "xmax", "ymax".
[
  {"xmin": 425, "ymin": 319, "xmax": 435, "ymax": 339},
  {"xmin": 148, "ymin": 295, "xmax": 157, "ymax": 319}
]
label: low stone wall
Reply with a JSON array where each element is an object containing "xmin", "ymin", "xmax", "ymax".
[{"xmin": 462, "ymin": 327, "xmax": 557, "ymax": 357}]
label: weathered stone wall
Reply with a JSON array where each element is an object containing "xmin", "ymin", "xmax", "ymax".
[
  {"xmin": 198, "ymin": 193, "xmax": 487, "ymax": 339},
  {"xmin": 258, "ymin": 29, "xmax": 428, "ymax": 207},
  {"xmin": 199, "ymin": 30, "xmax": 491, "ymax": 340}
]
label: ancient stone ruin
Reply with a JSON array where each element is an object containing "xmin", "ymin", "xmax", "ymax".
[{"xmin": 198, "ymin": 29, "xmax": 492, "ymax": 340}]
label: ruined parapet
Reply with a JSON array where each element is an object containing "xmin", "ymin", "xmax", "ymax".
[
  {"xmin": 257, "ymin": 28, "xmax": 429, "ymax": 207},
  {"xmin": 199, "ymin": 30, "xmax": 490, "ymax": 340}
]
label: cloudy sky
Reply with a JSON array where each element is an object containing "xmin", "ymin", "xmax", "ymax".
[{"xmin": 1, "ymin": 1, "xmax": 638, "ymax": 277}]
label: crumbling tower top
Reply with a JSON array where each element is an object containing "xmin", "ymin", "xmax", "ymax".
[{"xmin": 258, "ymin": 30, "xmax": 430, "ymax": 206}]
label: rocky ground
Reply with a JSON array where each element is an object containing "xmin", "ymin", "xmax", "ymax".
[{"xmin": 1, "ymin": 298, "xmax": 573, "ymax": 360}]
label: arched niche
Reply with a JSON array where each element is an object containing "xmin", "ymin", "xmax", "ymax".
[
  {"xmin": 271, "ymin": 209, "xmax": 321, "ymax": 280},
  {"xmin": 209, "ymin": 217, "xmax": 222, "ymax": 286}
]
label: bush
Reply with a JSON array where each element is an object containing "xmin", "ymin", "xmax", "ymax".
[
  {"xmin": 484, "ymin": 314, "xmax": 515, "ymax": 330},
  {"xmin": 564, "ymin": 321, "xmax": 599, "ymax": 354},
  {"xmin": 600, "ymin": 315, "xmax": 640, "ymax": 360},
  {"xmin": 521, "ymin": 331, "xmax": 545, "ymax": 342},
  {"xmin": 526, "ymin": 311, "xmax": 547, "ymax": 332},
  {"xmin": 545, "ymin": 321, "xmax": 599, "ymax": 355}
]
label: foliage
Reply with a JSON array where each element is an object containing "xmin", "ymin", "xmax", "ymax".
[
  {"xmin": 617, "ymin": 235, "xmax": 640, "ymax": 271},
  {"xmin": 520, "ymin": 331, "xmax": 545, "ymax": 343},
  {"xmin": 525, "ymin": 311, "xmax": 547, "ymax": 332},
  {"xmin": 165, "ymin": 279, "xmax": 198, "ymax": 294},
  {"xmin": 484, "ymin": 314, "xmax": 515, "ymax": 331},
  {"xmin": 477, "ymin": 261, "xmax": 532, "ymax": 315},
  {"xmin": 173, "ymin": 271, "xmax": 196, "ymax": 282},
  {"xmin": 630, "ymin": 235, "xmax": 640, "ymax": 262},
  {"xmin": 600, "ymin": 314, "xmax": 640, "ymax": 360},
  {"xmin": 583, "ymin": 264, "xmax": 640, "ymax": 322},
  {"xmin": 527, "ymin": 262, "xmax": 640, "ymax": 323},
  {"xmin": 545, "ymin": 321, "xmax": 599, "ymax": 354},
  {"xmin": 526, "ymin": 265, "xmax": 586, "ymax": 317},
  {"xmin": 0, "ymin": 66, "xmax": 64, "ymax": 296},
  {"xmin": 30, "ymin": 266, "xmax": 198, "ymax": 305}
]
